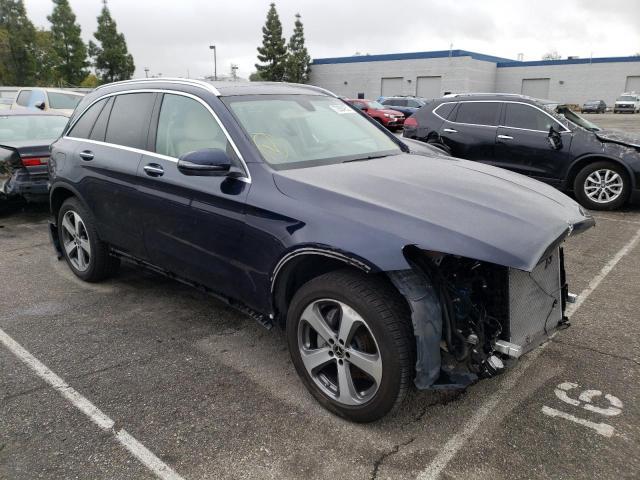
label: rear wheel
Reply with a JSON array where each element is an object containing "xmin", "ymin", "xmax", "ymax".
[
  {"xmin": 58, "ymin": 197, "xmax": 120, "ymax": 281},
  {"xmin": 574, "ymin": 161, "xmax": 629, "ymax": 210},
  {"xmin": 287, "ymin": 270, "xmax": 414, "ymax": 422}
]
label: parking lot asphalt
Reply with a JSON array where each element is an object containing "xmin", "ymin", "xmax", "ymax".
[{"xmin": 1, "ymin": 115, "xmax": 639, "ymax": 480}]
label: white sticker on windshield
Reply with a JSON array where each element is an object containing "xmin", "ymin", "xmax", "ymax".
[{"xmin": 329, "ymin": 103, "xmax": 355, "ymax": 114}]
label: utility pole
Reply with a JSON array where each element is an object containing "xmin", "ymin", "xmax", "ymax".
[
  {"xmin": 209, "ymin": 45, "xmax": 217, "ymax": 80},
  {"xmin": 144, "ymin": 67, "xmax": 149, "ymax": 78}
]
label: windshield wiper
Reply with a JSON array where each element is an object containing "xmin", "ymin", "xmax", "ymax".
[{"xmin": 342, "ymin": 153, "xmax": 392, "ymax": 163}]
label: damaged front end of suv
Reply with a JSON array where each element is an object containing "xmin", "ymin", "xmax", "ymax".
[{"xmin": 390, "ymin": 235, "xmax": 587, "ymax": 391}]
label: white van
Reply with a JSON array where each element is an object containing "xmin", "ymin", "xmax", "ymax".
[{"xmin": 613, "ymin": 92, "xmax": 640, "ymax": 113}]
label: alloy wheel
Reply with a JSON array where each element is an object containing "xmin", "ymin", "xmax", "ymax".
[
  {"xmin": 297, "ymin": 299, "xmax": 382, "ymax": 406},
  {"xmin": 61, "ymin": 210, "xmax": 91, "ymax": 271},
  {"xmin": 584, "ymin": 169, "xmax": 624, "ymax": 204}
]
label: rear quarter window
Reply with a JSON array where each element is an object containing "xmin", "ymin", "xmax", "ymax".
[
  {"xmin": 67, "ymin": 98, "xmax": 108, "ymax": 139},
  {"xmin": 433, "ymin": 102, "xmax": 456, "ymax": 120}
]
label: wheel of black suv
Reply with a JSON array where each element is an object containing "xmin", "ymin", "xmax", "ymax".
[
  {"xmin": 58, "ymin": 197, "xmax": 119, "ymax": 281},
  {"xmin": 574, "ymin": 161, "xmax": 629, "ymax": 211},
  {"xmin": 287, "ymin": 270, "xmax": 414, "ymax": 422}
]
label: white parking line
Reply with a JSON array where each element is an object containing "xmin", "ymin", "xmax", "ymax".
[
  {"xmin": 0, "ymin": 327, "xmax": 185, "ymax": 480},
  {"xmin": 417, "ymin": 226, "xmax": 640, "ymax": 480}
]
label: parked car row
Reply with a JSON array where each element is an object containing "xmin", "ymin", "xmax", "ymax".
[
  {"xmin": 47, "ymin": 78, "xmax": 593, "ymax": 422},
  {"xmin": 402, "ymin": 92, "xmax": 640, "ymax": 210}
]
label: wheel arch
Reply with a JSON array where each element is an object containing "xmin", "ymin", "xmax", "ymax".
[
  {"xmin": 563, "ymin": 154, "xmax": 636, "ymax": 191},
  {"xmin": 50, "ymin": 182, "xmax": 89, "ymax": 220},
  {"xmin": 270, "ymin": 247, "xmax": 384, "ymax": 327}
]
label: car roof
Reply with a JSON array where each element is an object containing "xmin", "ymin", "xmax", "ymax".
[
  {"xmin": 92, "ymin": 78, "xmax": 335, "ymax": 98},
  {"xmin": 438, "ymin": 93, "xmax": 556, "ymax": 105},
  {"xmin": 16, "ymin": 87, "xmax": 84, "ymax": 96}
]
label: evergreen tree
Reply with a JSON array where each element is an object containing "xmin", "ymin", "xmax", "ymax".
[
  {"xmin": 47, "ymin": 0, "xmax": 88, "ymax": 86},
  {"xmin": 284, "ymin": 13, "xmax": 310, "ymax": 83},
  {"xmin": 0, "ymin": 0, "xmax": 37, "ymax": 85},
  {"xmin": 88, "ymin": 1, "xmax": 134, "ymax": 83},
  {"xmin": 34, "ymin": 29, "xmax": 60, "ymax": 86},
  {"xmin": 255, "ymin": 3, "xmax": 287, "ymax": 81}
]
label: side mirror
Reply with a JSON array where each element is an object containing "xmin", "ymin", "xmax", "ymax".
[
  {"xmin": 177, "ymin": 148, "xmax": 233, "ymax": 176},
  {"xmin": 548, "ymin": 127, "xmax": 563, "ymax": 150},
  {"xmin": 34, "ymin": 101, "xmax": 45, "ymax": 110}
]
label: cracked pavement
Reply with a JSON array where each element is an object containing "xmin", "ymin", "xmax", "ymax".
[{"xmin": 1, "ymin": 112, "xmax": 639, "ymax": 480}]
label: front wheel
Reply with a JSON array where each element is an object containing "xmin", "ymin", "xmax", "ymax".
[
  {"xmin": 287, "ymin": 270, "xmax": 414, "ymax": 422},
  {"xmin": 574, "ymin": 161, "xmax": 629, "ymax": 210}
]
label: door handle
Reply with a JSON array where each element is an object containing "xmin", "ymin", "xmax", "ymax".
[
  {"xmin": 443, "ymin": 128, "xmax": 458, "ymax": 133},
  {"xmin": 79, "ymin": 150, "xmax": 94, "ymax": 161},
  {"xmin": 497, "ymin": 134, "xmax": 514, "ymax": 140},
  {"xmin": 143, "ymin": 164, "xmax": 164, "ymax": 177}
]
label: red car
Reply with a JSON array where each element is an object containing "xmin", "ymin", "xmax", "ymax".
[{"xmin": 346, "ymin": 99, "xmax": 405, "ymax": 130}]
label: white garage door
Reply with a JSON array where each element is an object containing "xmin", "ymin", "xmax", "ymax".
[
  {"xmin": 416, "ymin": 76, "xmax": 442, "ymax": 99},
  {"xmin": 381, "ymin": 77, "xmax": 403, "ymax": 97},
  {"xmin": 625, "ymin": 76, "xmax": 640, "ymax": 92},
  {"xmin": 521, "ymin": 78, "xmax": 550, "ymax": 99}
]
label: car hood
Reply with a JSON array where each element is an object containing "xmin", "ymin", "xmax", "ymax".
[
  {"xmin": 595, "ymin": 129, "xmax": 640, "ymax": 148},
  {"xmin": 273, "ymin": 154, "xmax": 594, "ymax": 272}
]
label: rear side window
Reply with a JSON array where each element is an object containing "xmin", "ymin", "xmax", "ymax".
[
  {"xmin": 433, "ymin": 102, "xmax": 456, "ymax": 120},
  {"xmin": 504, "ymin": 103, "xmax": 556, "ymax": 131},
  {"xmin": 155, "ymin": 93, "xmax": 229, "ymax": 158},
  {"xmin": 16, "ymin": 90, "xmax": 31, "ymax": 106},
  {"xmin": 105, "ymin": 93, "xmax": 155, "ymax": 149},
  {"xmin": 407, "ymin": 99, "xmax": 421, "ymax": 108},
  {"xmin": 454, "ymin": 102, "xmax": 501, "ymax": 126},
  {"xmin": 67, "ymin": 98, "xmax": 108, "ymax": 139}
]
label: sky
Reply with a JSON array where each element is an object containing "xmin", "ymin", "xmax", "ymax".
[{"xmin": 24, "ymin": 0, "xmax": 640, "ymax": 80}]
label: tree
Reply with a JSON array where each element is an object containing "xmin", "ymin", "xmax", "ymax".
[
  {"xmin": 284, "ymin": 13, "xmax": 311, "ymax": 83},
  {"xmin": 542, "ymin": 50, "xmax": 561, "ymax": 61},
  {"xmin": 0, "ymin": 0, "xmax": 37, "ymax": 85},
  {"xmin": 47, "ymin": 0, "xmax": 88, "ymax": 86},
  {"xmin": 79, "ymin": 73, "xmax": 99, "ymax": 87},
  {"xmin": 88, "ymin": 1, "xmax": 134, "ymax": 83},
  {"xmin": 255, "ymin": 3, "xmax": 287, "ymax": 81},
  {"xmin": 34, "ymin": 29, "xmax": 60, "ymax": 86},
  {"xmin": 248, "ymin": 71, "xmax": 264, "ymax": 82}
]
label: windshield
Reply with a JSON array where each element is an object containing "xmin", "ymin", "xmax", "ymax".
[
  {"xmin": 48, "ymin": 92, "xmax": 82, "ymax": 110},
  {"xmin": 0, "ymin": 114, "xmax": 68, "ymax": 142},
  {"xmin": 617, "ymin": 95, "xmax": 637, "ymax": 102},
  {"xmin": 224, "ymin": 95, "xmax": 401, "ymax": 170},
  {"xmin": 555, "ymin": 105, "xmax": 601, "ymax": 132}
]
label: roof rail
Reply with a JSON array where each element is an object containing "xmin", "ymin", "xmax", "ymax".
[
  {"xmin": 442, "ymin": 92, "xmax": 528, "ymax": 98},
  {"xmin": 94, "ymin": 77, "xmax": 220, "ymax": 96},
  {"xmin": 282, "ymin": 82, "xmax": 338, "ymax": 97}
]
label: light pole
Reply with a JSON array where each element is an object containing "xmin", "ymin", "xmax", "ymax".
[
  {"xmin": 144, "ymin": 67, "xmax": 149, "ymax": 78},
  {"xmin": 209, "ymin": 45, "xmax": 217, "ymax": 81}
]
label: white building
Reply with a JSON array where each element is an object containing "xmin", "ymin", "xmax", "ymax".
[{"xmin": 309, "ymin": 49, "xmax": 640, "ymax": 105}]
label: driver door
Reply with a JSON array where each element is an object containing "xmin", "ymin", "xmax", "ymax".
[{"xmin": 137, "ymin": 92, "xmax": 251, "ymax": 296}]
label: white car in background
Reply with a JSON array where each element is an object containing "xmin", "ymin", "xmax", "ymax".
[
  {"xmin": 613, "ymin": 92, "xmax": 640, "ymax": 113},
  {"xmin": 12, "ymin": 88, "xmax": 85, "ymax": 116}
]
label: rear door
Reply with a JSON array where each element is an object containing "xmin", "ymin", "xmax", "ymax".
[
  {"xmin": 137, "ymin": 92, "xmax": 251, "ymax": 295},
  {"xmin": 439, "ymin": 101, "xmax": 502, "ymax": 161},
  {"xmin": 493, "ymin": 102, "xmax": 573, "ymax": 183},
  {"xmin": 66, "ymin": 92, "xmax": 156, "ymax": 257}
]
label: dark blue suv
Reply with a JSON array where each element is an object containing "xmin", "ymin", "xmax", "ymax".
[{"xmin": 49, "ymin": 79, "xmax": 593, "ymax": 421}]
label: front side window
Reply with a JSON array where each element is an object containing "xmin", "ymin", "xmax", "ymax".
[
  {"xmin": 48, "ymin": 92, "xmax": 82, "ymax": 110},
  {"xmin": 155, "ymin": 94, "xmax": 229, "ymax": 158},
  {"xmin": 504, "ymin": 103, "xmax": 556, "ymax": 131},
  {"xmin": 224, "ymin": 94, "xmax": 401, "ymax": 170},
  {"xmin": 454, "ymin": 102, "xmax": 501, "ymax": 126},
  {"xmin": 105, "ymin": 93, "xmax": 155, "ymax": 149}
]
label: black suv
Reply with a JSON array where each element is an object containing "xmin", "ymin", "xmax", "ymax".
[
  {"xmin": 403, "ymin": 93, "xmax": 640, "ymax": 210},
  {"xmin": 49, "ymin": 79, "xmax": 593, "ymax": 422}
]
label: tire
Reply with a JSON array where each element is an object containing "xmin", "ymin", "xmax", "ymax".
[
  {"xmin": 428, "ymin": 141, "xmax": 452, "ymax": 156},
  {"xmin": 286, "ymin": 269, "xmax": 414, "ymax": 422},
  {"xmin": 574, "ymin": 161, "xmax": 630, "ymax": 211},
  {"xmin": 57, "ymin": 197, "xmax": 120, "ymax": 281}
]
